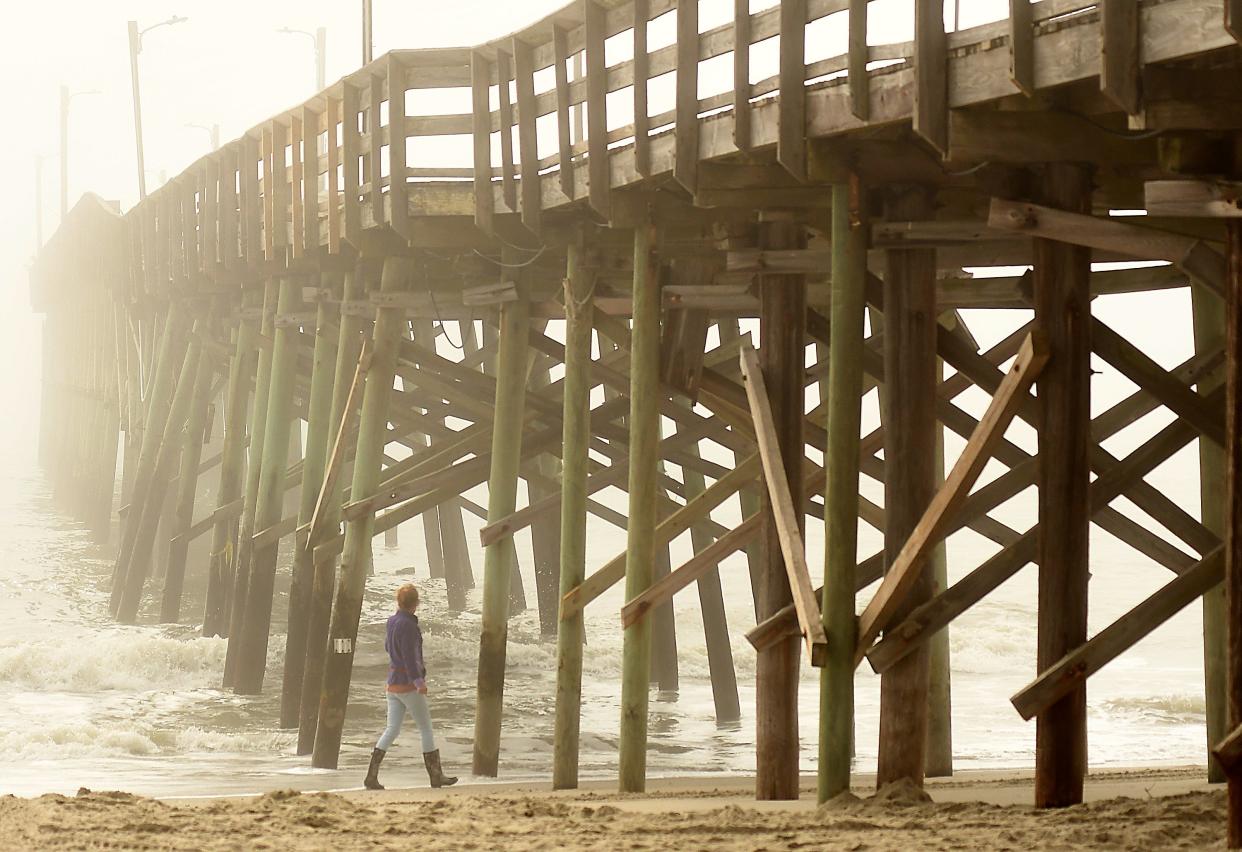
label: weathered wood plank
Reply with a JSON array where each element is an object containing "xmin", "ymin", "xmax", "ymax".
[
  {"xmin": 1101, "ymin": 0, "xmax": 1141, "ymax": 115},
  {"xmin": 1092, "ymin": 317, "xmax": 1224, "ymax": 447},
  {"xmin": 552, "ymin": 24, "xmax": 575, "ymax": 200},
  {"xmin": 470, "ymin": 51, "xmax": 496, "ymax": 235},
  {"xmin": 560, "ymin": 454, "xmax": 761, "ymax": 619},
  {"xmin": 388, "ymin": 55, "xmax": 410, "ymax": 239},
  {"xmin": 325, "ymin": 96, "xmax": 341, "ymax": 254},
  {"xmin": 739, "ymin": 345, "xmax": 828, "ymax": 667},
  {"xmin": 341, "ymin": 83, "xmax": 362, "ymax": 250},
  {"xmin": 854, "ymin": 333, "xmax": 1048, "ymax": 662},
  {"xmin": 848, "ymin": 0, "xmax": 869, "ymax": 119},
  {"xmin": 302, "ymin": 105, "xmax": 320, "ymax": 253},
  {"xmin": 1009, "ymin": 0, "xmax": 1034, "ymax": 96},
  {"xmin": 633, "ymin": 0, "xmax": 651, "ymax": 178},
  {"xmin": 513, "ymin": 36, "xmax": 542, "ymax": 233},
  {"xmin": 733, "ymin": 0, "xmax": 751, "ymax": 148},
  {"xmin": 913, "ymin": 0, "xmax": 948, "ymax": 155},
  {"xmin": 777, "ymin": 0, "xmax": 807, "ymax": 180},
  {"xmin": 1013, "ymin": 545, "xmax": 1224, "ymax": 721},
  {"xmin": 989, "ymin": 197, "xmax": 1228, "ymax": 296},
  {"xmin": 496, "ymin": 47, "xmax": 518, "ymax": 213},
  {"xmin": 584, "ymin": 0, "xmax": 610, "ymax": 219},
  {"xmin": 368, "ymin": 76, "xmax": 385, "ymax": 226},
  {"xmin": 1146, "ymin": 181, "xmax": 1242, "ymax": 218}
]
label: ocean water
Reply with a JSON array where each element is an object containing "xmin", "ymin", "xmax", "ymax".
[{"xmin": 0, "ymin": 287, "xmax": 1216, "ymax": 798}]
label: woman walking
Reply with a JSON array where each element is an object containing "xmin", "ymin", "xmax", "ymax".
[{"xmin": 364, "ymin": 583, "xmax": 458, "ymax": 790}]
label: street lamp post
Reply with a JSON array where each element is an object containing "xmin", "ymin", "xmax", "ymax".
[
  {"xmin": 277, "ymin": 26, "xmax": 327, "ymax": 91},
  {"xmin": 60, "ymin": 85, "xmax": 100, "ymax": 218},
  {"xmin": 187, "ymin": 122, "xmax": 220, "ymax": 151},
  {"xmin": 363, "ymin": 0, "xmax": 373, "ymax": 64},
  {"xmin": 128, "ymin": 15, "xmax": 188, "ymax": 201}
]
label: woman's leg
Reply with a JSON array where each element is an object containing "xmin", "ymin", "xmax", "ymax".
[
  {"xmin": 375, "ymin": 692, "xmax": 405, "ymax": 751},
  {"xmin": 405, "ymin": 691, "xmax": 437, "ymax": 753}
]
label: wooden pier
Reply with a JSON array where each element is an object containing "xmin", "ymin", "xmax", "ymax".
[{"xmin": 28, "ymin": 0, "xmax": 1242, "ymax": 840}]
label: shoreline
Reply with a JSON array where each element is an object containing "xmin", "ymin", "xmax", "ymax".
[{"xmin": 0, "ymin": 766, "xmax": 1226, "ymax": 850}]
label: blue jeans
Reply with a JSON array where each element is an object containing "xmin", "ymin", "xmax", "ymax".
[{"xmin": 376, "ymin": 690, "xmax": 436, "ymax": 753}]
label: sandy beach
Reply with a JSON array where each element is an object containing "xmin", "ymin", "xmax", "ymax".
[{"xmin": 0, "ymin": 768, "xmax": 1228, "ymax": 851}]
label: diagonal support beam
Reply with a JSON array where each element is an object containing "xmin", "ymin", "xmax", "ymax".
[
  {"xmin": 1011, "ymin": 545, "xmax": 1223, "ymax": 721},
  {"xmin": 853, "ymin": 332, "xmax": 1048, "ymax": 663},
  {"xmin": 739, "ymin": 345, "xmax": 828, "ymax": 667}
]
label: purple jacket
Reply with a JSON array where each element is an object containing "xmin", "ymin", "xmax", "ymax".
[{"xmin": 385, "ymin": 610, "xmax": 426, "ymax": 693}]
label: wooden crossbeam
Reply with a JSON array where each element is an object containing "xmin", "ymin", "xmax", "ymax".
[
  {"xmin": 988, "ymin": 197, "xmax": 1228, "ymax": 296},
  {"xmin": 559, "ymin": 453, "xmax": 762, "ymax": 620},
  {"xmin": 1146, "ymin": 181, "xmax": 1242, "ymax": 219},
  {"xmin": 307, "ymin": 340, "xmax": 370, "ymax": 545},
  {"xmin": 1011, "ymin": 545, "xmax": 1223, "ymax": 721},
  {"xmin": 739, "ymin": 345, "xmax": 827, "ymax": 667},
  {"xmin": 1092, "ymin": 317, "xmax": 1225, "ymax": 447},
  {"xmin": 866, "ymin": 389, "xmax": 1221, "ymax": 674},
  {"xmin": 853, "ymin": 332, "xmax": 1048, "ymax": 663},
  {"xmin": 622, "ymin": 512, "xmax": 763, "ymax": 629},
  {"xmin": 1216, "ymin": 723, "xmax": 1242, "ymax": 774}
]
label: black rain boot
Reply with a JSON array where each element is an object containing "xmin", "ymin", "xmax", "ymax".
[
  {"xmin": 423, "ymin": 749, "xmax": 457, "ymax": 788},
  {"xmin": 364, "ymin": 748, "xmax": 386, "ymax": 790}
]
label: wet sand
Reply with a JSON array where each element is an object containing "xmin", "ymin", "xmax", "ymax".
[{"xmin": 0, "ymin": 767, "xmax": 1228, "ymax": 850}]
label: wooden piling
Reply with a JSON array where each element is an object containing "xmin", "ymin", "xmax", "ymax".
[
  {"xmin": 110, "ymin": 306, "xmax": 190, "ymax": 616},
  {"xmin": 1223, "ymin": 219, "xmax": 1242, "ymax": 848},
  {"xmin": 234, "ymin": 277, "xmax": 304, "ymax": 695},
  {"xmin": 1033, "ymin": 164, "xmax": 1093, "ymax": 809},
  {"xmin": 298, "ymin": 265, "xmax": 367, "ymax": 755},
  {"xmin": 552, "ymin": 239, "xmax": 592, "ymax": 790},
  {"xmin": 676, "ymin": 396, "xmax": 742, "ymax": 724},
  {"xmin": 160, "ymin": 328, "xmax": 217, "ymax": 623},
  {"xmin": 223, "ymin": 279, "xmax": 279, "ymax": 687},
  {"xmin": 619, "ymin": 223, "xmax": 660, "ymax": 794},
  {"xmin": 755, "ymin": 216, "xmax": 806, "ymax": 801},
  {"xmin": 926, "ymin": 313, "xmax": 956, "ymax": 779},
  {"xmin": 312, "ymin": 257, "xmax": 412, "ymax": 770},
  {"xmin": 116, "ymin": 323, "xmax": 204, "ymax": 623},
  {"xmin": 281, "ymin": 273, "xmax": 343, "ymax": 728},
  {"xmin": 819, "ymin": 178, "xmax": 866, "ymax": 802},
  {"xmin": 472, "ymin": 257, "xmax": 532, "ymax": 777},
  {"xmin": 1194, "ymin": 281, "xmax": 1229, "ymax": 784},
  {"xmin": 203, "ymin": 298, "xmax": 260, "ymax": 638},
  {"xmin": 876, "ymin": 186, "xmax": 937, "ymax": 790}
]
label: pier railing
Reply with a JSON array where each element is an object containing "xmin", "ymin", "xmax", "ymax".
[{"xmin": 122, "ymin": 0, "xmax": 1240, "ymax": 298}]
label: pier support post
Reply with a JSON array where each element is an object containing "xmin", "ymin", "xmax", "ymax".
[
  {"xmin": 1193, "ymin": 281, "xmax": 1228, "ymax": 783},
  {"xmin": 619, "ymin": 223, "xmax": 661, "ymax": 793},
  {"xmin": 116, "ymin": 324, "xmax": 205, "ymax": 623},
  {"xmin": 753, "ymin": 214, "xmax": 807, "ymax": 801},
  {"xmin": 298, "ymin": 264, "xmax": 368, "ymax": 755},
  {"xmin": 926, "ymin": 313, "xmax": 955, "ymax": 778},
  {"xmin": 1033, "ymin": 163, "xmax": 1093, "ymax": 809},
  {"xmin": 282, "ymin": 272, "xmax": 343, "ymax": 728},
  {"xmin": 235, "ymin": 277, "xmax": 304, "ymax": 695},
  {"xmin": 203, "ymin": 297, "xmax": 260, "ymax": 637},
  {"xmin": 876, "ymin": 185, "xmax": 937, "ymax": 789},
  {"xmin": 1222, "ymin": 218, "xmax": 1242, "ymax": 847},
  {"xmin": 819, "ymin": 177, "xmax": 866, "ymax": 802},
  {"xmin": 472, "ymin": 254, "xmax": 532, "ymax": 777},
  {"xmin": 223, "ymin": 279, "xmax": 279, "ymax": 687},
  {"xmin": 110, "ymin": 306, "xmax": 190, "ymax": 617},
  {"xmin": 161, "ymin": 327, "xmax": 217, "ymax": 623},
  {"xmin": 312, "ymin": 256, "xmax": 412, "ymax": 769},
  {"xmin": 552, "ymin": 238, "xmax": 592, "ymax": 789}
]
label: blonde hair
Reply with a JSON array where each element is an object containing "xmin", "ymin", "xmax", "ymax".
[{"xmin": 396, "ymin": 583, "xmax": 419, "ymax": 611}]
